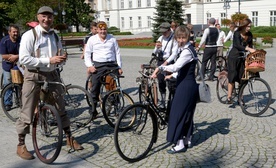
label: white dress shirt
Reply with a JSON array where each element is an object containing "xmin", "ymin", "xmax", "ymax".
[
  {"xmin": 19, "ymin": 25, "xmax": 63, "ymax": 72},
  {"xmin": 84, "ymin": 34, "xmax": 122, "ymax": 68},
  {"xmin": 159, "ymin": 43, "xmax": 197, "ymax": 78},
  {"xmin": 153, "ymin": 32, "xmax": 178, "ymax": 61},
  {"xmin": 217, "ymin": 30, "xmax": 226, "ymax": 47}
]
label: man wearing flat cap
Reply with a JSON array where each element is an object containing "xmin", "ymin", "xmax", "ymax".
[
  {"xmin": 196, "ymin": 17, "xmax": 219, "ymax": 81},
  {"xmin": 152, "ymin": 22, "xmax": 178, "ymax": 109},
  {"xmin": 16, "ymin": 6, "xmax": 83, "ymax": 160}
]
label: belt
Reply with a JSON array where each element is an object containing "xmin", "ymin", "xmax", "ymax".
[{"xmin": 28, "ymin": 68, "xmax": 55, "ymax": 73}]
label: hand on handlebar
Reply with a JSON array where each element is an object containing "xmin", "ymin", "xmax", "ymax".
[{"xmin": 150, "ymin": 67, "xmax": 159, "ymax": 79}]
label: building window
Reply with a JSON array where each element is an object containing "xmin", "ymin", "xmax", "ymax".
[
  {"xmin": 206, "ymin": 12, "xmax": 211, "ymax": 24},
  {"xmin": 221, "ymin": 13, "xmax": 226, "ymax": 25},
  {"xmin": 206, "ymin": 0, "xmax": 212, "ymax": 2},
  {"xmin": 121, "ymin": 0, "xmax": 124, "ymax": 9},
  {"xmin": 252, "ymin": 11, "xmax": 258, "ymax": 27},
  {"xmin": 147, "ymin": 16, "xmax": 151, "ymax": 28},
  {"xmin": 121, "ymin": 17, "xmax": 125, "ymax": 29},
  {"xmin": 106, "ymin": 0, "xmax": 111, "ymax": 10},
  {"xmin": 138, "ymin": 0, "xmax": 141, "ymax": 7},
  {"xmin": 130, "ymin": 17, "xmax": 133, "ymax": 28},
  {"xmin": 106, "ymin": 18, "xmax": 110, "ymax": 27},
  {"xmin": 147, "ymin": 0, "xmax": 151, "ymax": 7},
  {"xmin": 138, "ymin": 16, "xmax": 142, "ymax": 28},
  {"xmin": 129, "ymin": 0, "xmax": 132, "ymax": 8},
  {"xmin": 270, "ymin": 11, "xmax": 276, "ymax": 26}
]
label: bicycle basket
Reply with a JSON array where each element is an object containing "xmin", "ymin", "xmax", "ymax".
[
  {"xmin": 245, "ymin": 49, "xmax": 266, "ymax": 73},
  {"xmin": 105, "ymin": 75, "xmax": 116, "ymax": 91},
  {"xmin": 11, "ymin": 69, "xmax": 24, "ymax": 84}
]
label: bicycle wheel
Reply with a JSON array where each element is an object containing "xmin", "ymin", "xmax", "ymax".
[
  {"xmin": 238, "ymin": 77, "xmax": 272, "ymax": 117},
  {"xmin": 216, "ymin": 56, "xmax": 227, "ymax": 71},
  {"xmin": 32, "ymin": 104, "xmax": 63, "ymax": 164},
  {"xmin": 64, "ymin": 85, "xmax": 94, "ymax": 129},
  {"xmin": 216, "ymin": 77, "xmax": 228, "ymax": 104},
  {"xmin": 149, "ymin": 57, "xmax": 158, "ymax": 68},
  {"xmin": 102, "ymin": 90, "xmax": 134, "ymax": 128},
  {"xmin": 114, "ymin": 104, "xmax": 158, "ymax": 162},
  {"xmin": 85, "ymin": 74, "xmax": 93, "ymax": 92},
  {"xmin": 1, "ymin": 83, "xmax": 22, "ymax": 122}
]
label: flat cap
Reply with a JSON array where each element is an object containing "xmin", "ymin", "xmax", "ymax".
[
  {"xmin": 159, "ymin": 22, "xmax": 171, "ymax": 33},
  {"xmin": 37, "ymin": 6, "xmax": 54, "ymax": 14}
]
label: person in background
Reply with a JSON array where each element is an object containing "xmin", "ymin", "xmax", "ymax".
[
  {"xmin": 170, "ymin": 20, "xmax": 178, "ymax": 32},
  {"xmin": 84, "ymin": 21, "xmax": 123, "ymax": 119},
  {"xmin": 152, "ymin": 22, "xmax": 178, "ymax": 108},
  {"xmin": 82, "ymin": 22, "xmax": 98, "ymax": 91},
  {"xmin": 224, "ymin": 22, "xmax": 237, "ymax": 55},
  {"xmin": 0, "ymin": 24, "xmax": 20, "ymax": 111},
  {"xmin": 151, "ymin": 25, "xmax": 198, "ymax": 154},
  {"xmin": 81, "ymin": 22, "xmax": 97, "ymax": 59},
  {"xmin": 187, "ymin": 23, "xmax": 196, "ymax": 47},
  {"xmin": 196, "ymin": 18, "xmax": 219, "ymax": 81},
  {"xmin": 216, "ymin": 23, "xmax": 226, "ymax": 57},
  {"xmin": 16, "ymin": 6, "xmax": 83, "ymax": 160},
  {"xmin": 226, "ymin": 19, "xmax": 255, "ymax": 104}
]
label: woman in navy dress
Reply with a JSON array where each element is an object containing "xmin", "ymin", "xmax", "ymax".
[{"xmin": 151, "ymin": 25, "xmax": 198, "ymax": 154}]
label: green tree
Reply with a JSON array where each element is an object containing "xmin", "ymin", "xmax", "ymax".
[
  {"xmin": 0, "ymin": 0, "xmax": 16, "ymax": 38},
  {"xmin": 65, "ymin": 0, "xmax": 95, "ymax": 32},
  {"xmin": 152, "ymin": 0, "xmax": 185, "ymax": 41}
]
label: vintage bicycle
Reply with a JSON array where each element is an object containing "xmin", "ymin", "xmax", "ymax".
[
  {"xmin": 114, "ymin": 70, "xmax": 175, "ymax": 162},
  {"xmin": 216, "ymin": 50, "xmax": 272, "ymax": 117}
]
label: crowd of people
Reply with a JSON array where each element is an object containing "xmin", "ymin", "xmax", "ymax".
[{"xmin": 0, "ymin": 4, "xmax": 256, "ymax": 160}]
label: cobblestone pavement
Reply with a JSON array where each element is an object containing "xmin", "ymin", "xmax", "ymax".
[{"xmin": 0, "ymin": 47, "xmax": 275, "ymax": 168}]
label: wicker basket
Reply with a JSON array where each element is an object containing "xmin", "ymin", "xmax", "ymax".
[
  {"xmin": 245, "ymin": 49, "xmax": 266, "ymax": 73},
  {"xmin": 11, "ymin": 69, "xmax": 24, "ymax": 84},
  {"xmin": 242, "ymin": 49, "xmax": 266, "ymax": 80}
]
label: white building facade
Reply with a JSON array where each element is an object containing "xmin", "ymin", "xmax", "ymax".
[{"xmin": 95, "ymin": 0, "xmax": 276, "ymax": 34}]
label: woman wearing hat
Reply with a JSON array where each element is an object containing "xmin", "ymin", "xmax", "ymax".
[{"xmin": 226, "ymin": 19, "xmax": 256, "ymax": 104}]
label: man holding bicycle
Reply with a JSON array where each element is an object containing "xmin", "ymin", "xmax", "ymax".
[
  {"xmin": 84, "ymin": 21, "xmax": 123, "ymax": 119},
  {"xmin": 0, "ymin": 24, "xmax": 20, "ymax": 111},
  {"xmin": 16, "ymin": 6, "xmax": 83, "ymax": 160}
]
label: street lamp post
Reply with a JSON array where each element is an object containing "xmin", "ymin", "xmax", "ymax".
[{"xmin": 223, "ymin": 0, "xmax": 231, "ymax": 19}]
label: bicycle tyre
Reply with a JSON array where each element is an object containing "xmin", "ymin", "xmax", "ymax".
[
  {"xmin": 32, "ymin": 104, "xmax": 63, "ymax": 164},
  {"xmin": 238, "ymin": 77, "xmax": 272, "ymax": 117},
  {"xmin": 216, "ymin": 78, "xmax": 228, "ymax": 104},
  {"xmin": 114, "ymin": 104, "xmax": 158, "ymax": 162},
  {"xmin": 102, "ymin": 89, "xmax": 134, "ymax": 128},
  {"xmin": 149, "ymin": 57, "xmax": 158, "ymax": 68},
  {"xmin": 64, "ymin": 85, "xmax": 94, "ymax": 129},
  {"xmin": 0, "ymin": 73, "xmax": 3, "ymax": 91},
  {"xmin": 1, "ymin": 83, "xmax": 22, "ymax": 122}
]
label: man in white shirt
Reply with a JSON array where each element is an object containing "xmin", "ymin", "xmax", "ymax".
[
  {"xmin": 216, "ymin": 23, "xmax": 226, "ymax": 57},
  {"xmin": 152, "ymin": 22, "xmax": 178, "ymax": 108},
  {"xmin": 84, "ymin": 21, "xmax": 123, "ymax": 117},
  {"xmin": 16, "ymin": 6, "xmax": 83, "ymax": 160},
  {"xmin": 196, "ymin": 18, "xmax": 219, "ymax": 81}
]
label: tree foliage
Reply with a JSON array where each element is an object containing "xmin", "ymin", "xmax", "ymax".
[
  {"xmin": 64, "ymin": 0, "xmax": 95, "ymax": 32},
  {"xmin": 1, "ymin": 0, "xmax": 95, "ymax": 33},
  {"xmin": 152, "ymin": 0, "xmax": 185, "ymax": 41},
  {"xmin": 231, "ymin": 13, "xmax": 248, "ymax": 26}
]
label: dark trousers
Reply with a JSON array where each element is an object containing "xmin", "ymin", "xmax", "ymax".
[
  {"xmin": 201, "ymin": 47, "xmax": 217, "ymax": 79},
  {"xmin": 90, "ymin": 62, "xmax": 118, "ymax": 105},
  {"xmin": 157, "ymin": 60, "xmax": 167, "ymax": 94}
]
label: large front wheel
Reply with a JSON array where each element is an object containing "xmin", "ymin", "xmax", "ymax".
[
  {"xmin": 238, "ymin": 77, "xmax": 272, "ymax": 117},
  {"xmin": 64, "ymin": 85, "xmax": 94, "ymax": 129},
  {"xmin": 102, "ymin": 90, "xmax": 134, "ymax": 128},
  {"xmin": 32, "ymin": 104, "xmax": 63, "ymax": 164},
  {"xmin": 114, "ymin": 104, "xmax": 158, "ymax": 162}
]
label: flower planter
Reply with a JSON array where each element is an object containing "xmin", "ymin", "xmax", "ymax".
[{"xmin": 262, "ymin": 43, "xmax": 272, "ymax": 47}]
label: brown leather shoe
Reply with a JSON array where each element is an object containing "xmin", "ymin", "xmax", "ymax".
[
  {"xmin": 17, "ymin": 145, "xmax": 35, "ymax": 160},
  {"xmin": 66, "ymin": 136, "xmax": 84, "ymax": 150}
]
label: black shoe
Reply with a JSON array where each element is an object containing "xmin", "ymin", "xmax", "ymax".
[
  {"xmin": 92, "ymin": 110, "xmax": 99, "ymax": 120},
  {"xmin": 5, "ymin": 105, "xmax": 12, "ymax": 111},
  {"xmin": 226, "ymin": 98, "xmax": 233, "ymax": 104}
]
